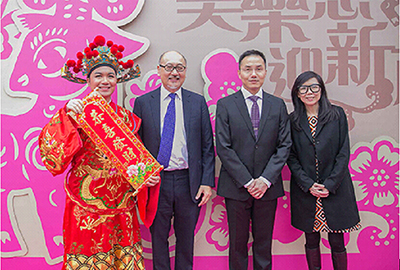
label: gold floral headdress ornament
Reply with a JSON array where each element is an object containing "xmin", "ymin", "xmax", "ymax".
[{"xmin": 61, "ymin": 35, "xmax": 140, "ymax": 84}]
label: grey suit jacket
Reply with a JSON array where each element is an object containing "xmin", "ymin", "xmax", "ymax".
[
  {"xmin": 133, "ymin": 87, "xmax": 215, "ymax": 203},
  {"xmin": 215, "ymin": 90, "xmax": 291, "ymax": 201}
]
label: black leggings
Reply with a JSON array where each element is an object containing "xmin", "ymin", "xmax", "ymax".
[{"xmin": 305, "ymin": 232, "xmax": 345, "ymax": 253}]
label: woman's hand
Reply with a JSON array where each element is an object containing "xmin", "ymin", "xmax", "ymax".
[
  {"xmin": 66, "ymin": 99, "xmax": 84, "ymax": 114},
  {"xmin": 309, "ymin": 183, "xmax": 329, "ymax": 198}
]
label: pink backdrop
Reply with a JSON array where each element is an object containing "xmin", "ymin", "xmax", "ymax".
[{"xmin": 1, "ymin": 0, "xmax": 398, "ymax": 269}]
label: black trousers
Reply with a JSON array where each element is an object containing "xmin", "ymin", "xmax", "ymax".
[
  {"xmin": 225, "ymin": 197, "xmax": 278, "ymax": 270},
  {"xmin": 150, "ymin": 169, "xmax": 200, "ymax": 270}
]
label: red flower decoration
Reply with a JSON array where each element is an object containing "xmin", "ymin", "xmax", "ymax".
[
  {"xmin": 111, "ymin": 47, "xmax": 118, "ymax": 55},
  {"xmin": 86, "ymin": 51, "xmax": 93, "ymax": 59},
  {"xmin": 84, "ymin": 47, "xmax": 91, "ymax": 54},
  {"xmin": 107, "ymin": 40, "xmax": 113, "ymax": 47},
  {"xmin": 73, "ymin": 66, "xmax": 80, "ymax": 73},
  {"xmin": 127, "ymin": 60, "xmax": 134, "ymax": 68},
  {"xmin": 77, "ymin": 52, "xmax": 84, "ymax": 60},
  {"xmin": 94, "ymin": 35, "xmax": 106, "ymax": 46},
  {"xmin": 118, "ymin": 45, "xmax": 125, "ymax": 52},
  {"xmin": 116, "ymin": 52, "xmax": 123, "ymax": 59},
  {"xmin": 93, "ymin": 50, "xmax": 99, "ymax": 57},
  {"xmin": 89, "ymin": 43, "xmax": 96, "ymax": 50},
  {"xmin": 77, "ymin": 59, "xmax": 82, "ymax": 66},
  {"xmin": 66, "ymin": 60, "xmax": 76, "ymax": 68}
]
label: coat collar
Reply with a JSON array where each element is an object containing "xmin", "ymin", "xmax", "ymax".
[
  {"xmin": 299, "ymin": 112, "xmax": 313, "ymax": 143},
  {"xmin": 181, "ymin": 88, "xmax": 191, "ymax": 139},
  {"xmin": 149, "ymin": 88, "xmax": 161, "ymax": 141},
  {"xmin": 258, "ymin": 91, "xmax": 271, "ymax": 139}
]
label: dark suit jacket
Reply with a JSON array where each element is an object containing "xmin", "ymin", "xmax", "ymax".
[
  {"xmin": 215, "ymin": 90, "xmax": 291, "ymax": 201},
  {"xmin": 287, "ymin": 105, "xmax": 360, "ymax": 232},
  {"xmin": 133, "ymin": 87, "xmax": 215, "ymax": 203}
]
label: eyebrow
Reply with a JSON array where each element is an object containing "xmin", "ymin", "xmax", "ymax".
[
  {"xmin": 93, "ymin": 72, "xmax": 115, "ymax": 75},
  {"xmin": 243, "ymin": 64, "xmax": 264, "ymax": 68},
  {"xmin": 163, "ymin": 62, "xmax": 184, "ymax": 66}
]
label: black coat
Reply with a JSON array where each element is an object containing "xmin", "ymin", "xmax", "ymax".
[{"xmin": 287, "ymin": 105, "xmax": 360, "ymax": 232}]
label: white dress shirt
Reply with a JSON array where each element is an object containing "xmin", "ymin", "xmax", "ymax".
[
  {"xmin": 241, "ymin": 87, "xmax": 272, "ymax": 188},
  {"xmin": 160, "ymin": 86, "xmax": 189, "ymax": 171}
]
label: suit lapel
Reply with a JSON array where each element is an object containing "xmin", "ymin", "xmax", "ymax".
[
  {"xmin": 182, "ymin": 88, "xmax": 191, "ymax": 140},
  {"xmin": 234, "ymin": 91, "xmax": 256, "ymax": 140},
  {"xmin": 150, "ymin": 88, "xmax": 161, "ymax": 142},
  {"xmin": 257, "ymin": 92, "xmax": 271, "ymax": 141},
  {"xmin": 299, "ymin": 112, "xmax": 313, "ymax": 143},
  {"xmin": 314, "ymin": 119, "xmax": 325, "ymax": 138}
]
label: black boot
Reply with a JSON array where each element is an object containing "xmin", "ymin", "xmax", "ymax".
[
  {"xmin": 331, "ymin": 250, "xmax": 347, "ymax": 270},
  {"xmin": 305, "ymin": 246, "xmax": 321, "ymax": 270}
]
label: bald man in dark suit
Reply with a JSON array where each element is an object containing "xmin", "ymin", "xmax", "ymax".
[{"xmin": 133, "ymin": 51, "xmax": 215, "ymax": 270}]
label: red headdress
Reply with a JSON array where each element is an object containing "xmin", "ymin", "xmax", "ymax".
[{"xmin": 61, "ymin": 35, "xmax": 140, "ymax": 84}]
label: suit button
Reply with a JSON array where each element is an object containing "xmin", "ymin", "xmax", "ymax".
[
  {"xmin": 316, "ymin": 140, "xmax": 320, "ymax": 144},
  {"xmin": 255, "ymin": 145, "xmax": 259, "ymax": 149}
]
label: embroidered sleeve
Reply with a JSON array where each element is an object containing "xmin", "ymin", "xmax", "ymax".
[{"xmin": 39, "ymin": 107, "xmax": 83, "ymax": 176}]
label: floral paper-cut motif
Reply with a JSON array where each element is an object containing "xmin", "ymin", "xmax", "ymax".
[
  {"xmin": 206, "ymin": 194, "xmax": 229, "ymax": 252},
  {"xmin": 201, "ymin": 49, "xmax": 242, "ymax": 132},
  {"xmin": 350, "ymin": 137, "xmax": 399, "ymax": 208},
  {"xmin": 349, "ymin": 137, "xmax": 399, "ymax": 255}
]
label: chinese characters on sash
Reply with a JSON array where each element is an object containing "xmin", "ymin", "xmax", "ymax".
[{"xmin": 71, "ymin": 93, "xmax": 163, "ymax": 195}]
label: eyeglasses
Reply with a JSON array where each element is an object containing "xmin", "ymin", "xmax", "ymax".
[
  {"xmin": 298, "ymin": 84, "xmax": 321, "ymax": 95},
  {"xmin": 159, "ymin": 64, "xmax": 186, "ymax": 73}
]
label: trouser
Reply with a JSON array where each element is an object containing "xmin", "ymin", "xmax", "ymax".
[{"xmin": 150, "ymin": 169, "xmax": 200, "ymax": 270}]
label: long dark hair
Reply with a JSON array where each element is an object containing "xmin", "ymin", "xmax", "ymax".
[{"xmin": 290, "ymin": 71, "xmax": 339, "ymax": 130}]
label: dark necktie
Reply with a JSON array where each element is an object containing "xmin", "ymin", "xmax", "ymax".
[
  {"xmin": 157, "ymin": 93, "xmax": 176, "ymax": 167},
  {"xmin": 248, "ymin": 95, "xmax": 260, "ymax": 139}
]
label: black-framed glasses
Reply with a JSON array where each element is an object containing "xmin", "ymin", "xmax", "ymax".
[
  {"xmin": 159, "ymin": 64, "xmax": 186, "ymax": 73},
  {"xmin": 298, "ymin": 84, "xmax": 321, "ymax": 95}
]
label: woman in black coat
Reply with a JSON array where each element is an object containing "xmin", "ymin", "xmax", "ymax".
[{"xmin": 287, "ymin": 71, "xmax": 360, "ymax": 270}]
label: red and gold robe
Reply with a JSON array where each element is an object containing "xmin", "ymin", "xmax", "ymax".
[{"xmin": 39, "ymin": 101, "xmax": 159, "ymax": 270}]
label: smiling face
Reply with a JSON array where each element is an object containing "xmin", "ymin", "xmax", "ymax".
[
  {"xmin": 238, "ymin": 55, "xmax": 267, "ymax": 95},
  {"xmin": 297, "ymin": 77, "xmax": 321, "ymax": 110},
  {"xmin": 157, "ymin": 51, "xmax": 187, "ymax": 93},
  {"xmin": 87, "ymin": 65, "xmax": 117, "ymax": 102}
]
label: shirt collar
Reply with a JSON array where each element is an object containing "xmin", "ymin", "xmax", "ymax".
[
  {"xmin": 241, "ymin": 86, "xmax": 263, "ymax": 100},
  {"xmin": 161, "ymin": 85, "xmax": 182, "ymax": 101}
]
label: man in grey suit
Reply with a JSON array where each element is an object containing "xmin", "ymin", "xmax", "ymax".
[
  {"xmin": 215, "ymin": 49, "xmax": 291, "ymax": 270},
  {"xmin": 133, "ymin": 51, "xmax": 215, "ymax": 270}
]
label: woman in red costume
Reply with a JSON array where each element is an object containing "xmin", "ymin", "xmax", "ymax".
[{"xmin": 39, "ymin": 35, "xmax": 160, "ymax": 270}]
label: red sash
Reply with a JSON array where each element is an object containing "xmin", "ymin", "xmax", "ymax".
[{"xmin": 70, "ymin": 93, "xmax": 163, "ymax": 196}]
